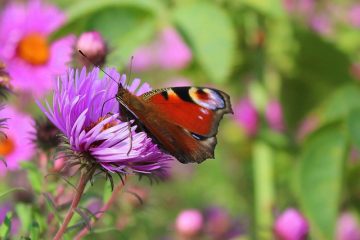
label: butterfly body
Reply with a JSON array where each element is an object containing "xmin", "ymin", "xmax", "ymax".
[{"xmin": 116, "ymin": 85, "xmax": 232, "ymax": 164}]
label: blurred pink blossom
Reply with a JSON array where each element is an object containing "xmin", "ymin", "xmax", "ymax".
[
  {"xmin": 336, "ymin": 212, "xmax": 360, "ymax": 240},
  {"xmin": 133, "ymin": 27, "xmax": 192, "ymax": 71},
  {"xmin": 310, "ymin": 15, "xmax": 332, "ymax": 35},
  {"xmin": 349, "ymin": 5, "xmax": 360, "ymax": 28},
  {"xmin": 283, "ymin": 0, "xmax": 314, "ymax": 15},
  {"xmin": 0, "ymin": 0, "xmax": 75, "ymax": 96},
  {"xmin": 164, "ymin": 77, "xmax": 192, "ymax": 87},
  {"xmin": 296, "ymin": 115, "xmax": 319, "ymax": 141},
  {"xmin": 175, "ymin": 209, "xmax": 203, "ymax": 237},
  {"xmin": 265, "ymin": 99, "xmax": 285, "ymax": 132},
  {"xmin": 0, "ymin": 106, "xmax": 35, "ymax": 175},
  {"xmin": 274, "ymin": 208, "xmax": 309, "ymax": 240},
  {"xmin": 234, "ymin": 98, "xmax": 258, "ymax": 137}
]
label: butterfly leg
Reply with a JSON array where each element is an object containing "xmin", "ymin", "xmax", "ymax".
[{"xmin": 125, "ymin": 115, "xmax": 133, "ymax": 156}]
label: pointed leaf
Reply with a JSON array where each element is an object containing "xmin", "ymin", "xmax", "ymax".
[
  {"xmin": 173, "ymin": 2, "xmax": 236, "ymax": 83},
  {"xmin": 298, "ymin": 128, "xmax": 347, "ymax": 239}
]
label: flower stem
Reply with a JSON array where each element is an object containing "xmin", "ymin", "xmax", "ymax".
[
  {"xmin": 74, "ymin": 176, "xmax": 128, "ymax": 240},
  {"xmin": 53, "ymin": 171, "xmax": 92, "ymax": 240},
  {"xmin": 253, "ymin": 140, "xmax": 274, "ymax": 239}
]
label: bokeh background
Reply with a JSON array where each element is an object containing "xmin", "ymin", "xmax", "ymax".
[{"xmin": 1, "ymin": 0, "xmax": 360, "ymax": 239}]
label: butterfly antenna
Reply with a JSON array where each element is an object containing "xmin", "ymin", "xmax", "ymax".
[
  {"xmin": 125, "ymin": 56, "xmax": 134, "ymax": 87},
  {"xmin": 78, "ymin": 50, "xmax": 121, "ymax": 86}
]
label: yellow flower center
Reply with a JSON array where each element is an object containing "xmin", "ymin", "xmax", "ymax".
[
  {"xmin": 17, "ymin": 33, "xmax": 50, "ymax": 65},
  {"xmin": 0, "ymin": 137, "xmax": 15, "ymax": 157}
]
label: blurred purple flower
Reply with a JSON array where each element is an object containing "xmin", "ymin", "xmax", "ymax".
[
  {"xmin": 274, "ymin": 208, "xmax": 309, "ymax": 240},
  {"xmin": 0, "ymin": 0, "xmax": 75, "ymax": 96},
  {"xmin": 349, "ymin": 5, "xmax": 360, "ymax": 28},
  {"xmin": 175, "ymin": 209, "xmax": 203, "ymax": 237},
  {"xmin": 336, "ymin": 212, "xmax": 360, "ymax": 240},
  {"xmin": 38, "ymin": 67, "xmax": 172, "ymax": 176},
  {"xmin": 133, "ymin": 27, "xmax": 192, "ymax": 71},
  {"xmin": 0, "ymin": 106, "xmax": 35, "ymax": 175},
  {"xmin": 204, "ymin": 207, "xmax": 232, "ymax": 238},
  {"xmin": 234, "ymin": 98, "xmax": 258, "ymax": 137},
  {"xmin": 310, "ymin": 15, "xmax": 332, "ymax": 35},
  {"xmin": 265, "ymin": 99, "xmax": 285, "ymax": 132},
  {"xmin": 0, "ymin": 203, "xmax": 21, "ymax": 236},
  {"xmin": 76, "ymin": 31, "xmax": 107, "ymax": 66}
]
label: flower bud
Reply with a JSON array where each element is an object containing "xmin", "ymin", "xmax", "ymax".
[
  {"xmin": 234, "ymin": 98, "xmax": 258, "ymax": 137},
  {"xmin": 76, "ymin": 31, "xmax": 107, "ymax": 67},
  {"xmin": 265, "ymin": 99, "xmax": 285, "ymax": 132},
  {"xmin": 175, "ymin": 209, "xmax": 203, "ymax": 238},
  {"xmin": 274, "ymin": 208, "xmax": 309, "ymax": 240}
]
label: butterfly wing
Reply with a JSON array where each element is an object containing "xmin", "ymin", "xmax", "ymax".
[{"xmin": 137, "ymin": 87, "xmax": 232, "ymax": 163}]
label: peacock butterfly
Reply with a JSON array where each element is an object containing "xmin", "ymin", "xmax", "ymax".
[{"xmin": 79, "ymin": 50, "xmax": 233, "ymax": 164}]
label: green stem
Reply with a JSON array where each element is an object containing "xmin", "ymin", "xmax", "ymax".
[
  {"xmin": 253, "ymin": 141, "xmax": 274, "ymax": 239},
  {"xmin": 53, "ymin": 171, "xmax": 92, "ymax": 240}
]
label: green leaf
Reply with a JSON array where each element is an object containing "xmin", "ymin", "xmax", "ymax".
[
  {"xmin": 240, "ymin": 0, "xmax": 284, "ymax": 17},
  {"xmin": 0, "ymin": 213, "xmax": 12, "ymax": 240},
  {"xmin": 51, "ymin": 0, "xmax": 161, "ymax": 40},
  {"xmin": 173, "ymin": 2, "xmax": 236, "ymax": 83},
  {"xmin": 322, "ymin": 85, "xmax": 360, "ymax": 124},
  {"xmin": 29, "ymin": 222, "xmax": 40, "ymax": 240},
  {"xmin": 15, "ymin": 204, "xmax": 32, "ymax": 235},
  {"xmin": 298, "ymin": 128, "xmax": 347, "ymax": 239},
  {"xmin": 281, "ymin": 28, "xmax": 353, "ymax": 130},
  {"xmin": 348, "ymin": 108, "xmax": 360, "ymax": 150},
  {"xmin": 21, "ymin": 162, "xmax": 43, "ymax": 193}
]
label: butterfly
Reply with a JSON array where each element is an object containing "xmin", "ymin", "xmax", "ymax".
[
  {"xmin": 116, "ymin": 86, "xmax": 232, "ymax": 164},
  {"xmin": 79, "ymin": 51, "xmax": 232, "ymax": 164}
]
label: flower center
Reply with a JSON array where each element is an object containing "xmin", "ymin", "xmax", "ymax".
[
  {"xmin": 17, "ymin": 33, "xmax": 50, "ymax": 65},
  {"xmin": 85, "ymin": 115, "xmax": 118, "ymax": 132},
  {"xmin": 0, "ymin": 137, "xmax": 15, "ymax": 157}
]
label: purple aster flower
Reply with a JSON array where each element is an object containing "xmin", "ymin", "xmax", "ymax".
[
  {"xmin": 265, "ymin": 99, "xmax": 285, "ymax": 132},
  {"xmin": 274, "ymin": 208, "xmax": 309, "ymax": 240},
  {"xmin": 38, "ymin": 67, "xmax": 172, "ymax": 178},
  {"xmin": 132, "ymin": 27, "xmax": 192, "ymax": 71},
  {"xmin": 234, "ymin": 98, "xmax": 258, "ymax": 137},
  {"xmin": 349, "ymin": 5, "xmax": 360, "ymax": 28},
  {"xmin": 0, "ymin": 105, "xmax": 35, "ymax": 175},
  {"xmin": 336, "ymin": 212, "xmax": 360, "ymax": 240},
  {"xmin": 0, "ymin": 0, "xmax": 75, "ymax": 97}
]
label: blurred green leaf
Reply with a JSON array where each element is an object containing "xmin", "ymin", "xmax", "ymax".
[
  {"xmin": 29, "ymin": 222, "xmax": 40, "ymax": 240},
  {"xmin": 281, "ymin": 28, "xmax": 353, "ymax": 130},
  {"xmin": 173, "ymin": 2, "xmax": 236, "ymax": 83},
  {"xmin": 21, "ymin": 162, "xmax": 43, "ymax": 193},
  {"xmin": 0, "ymin": 213, "xmax": 12, "ymax": 240},
  {"xmin": 322, "ymin": 85, "xmax": 360, "ymax": 124},
  {"xmin": 240, "ymin": 0, "xmax": 284, "ymax": 17},
  {"xmin": 298, "ymin": 128, "xmax": 347, "ymax": 239},
  {"xmin": 348, "ymin": 107, "xmax": 360, "ymax": 150},
  {"xmin": 15, "ymin": 204, "xmax": 32, "ymax": 235},
  {"xmin": 51, "ymin": 0, "xmax": 162, "ymax": 65}
]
